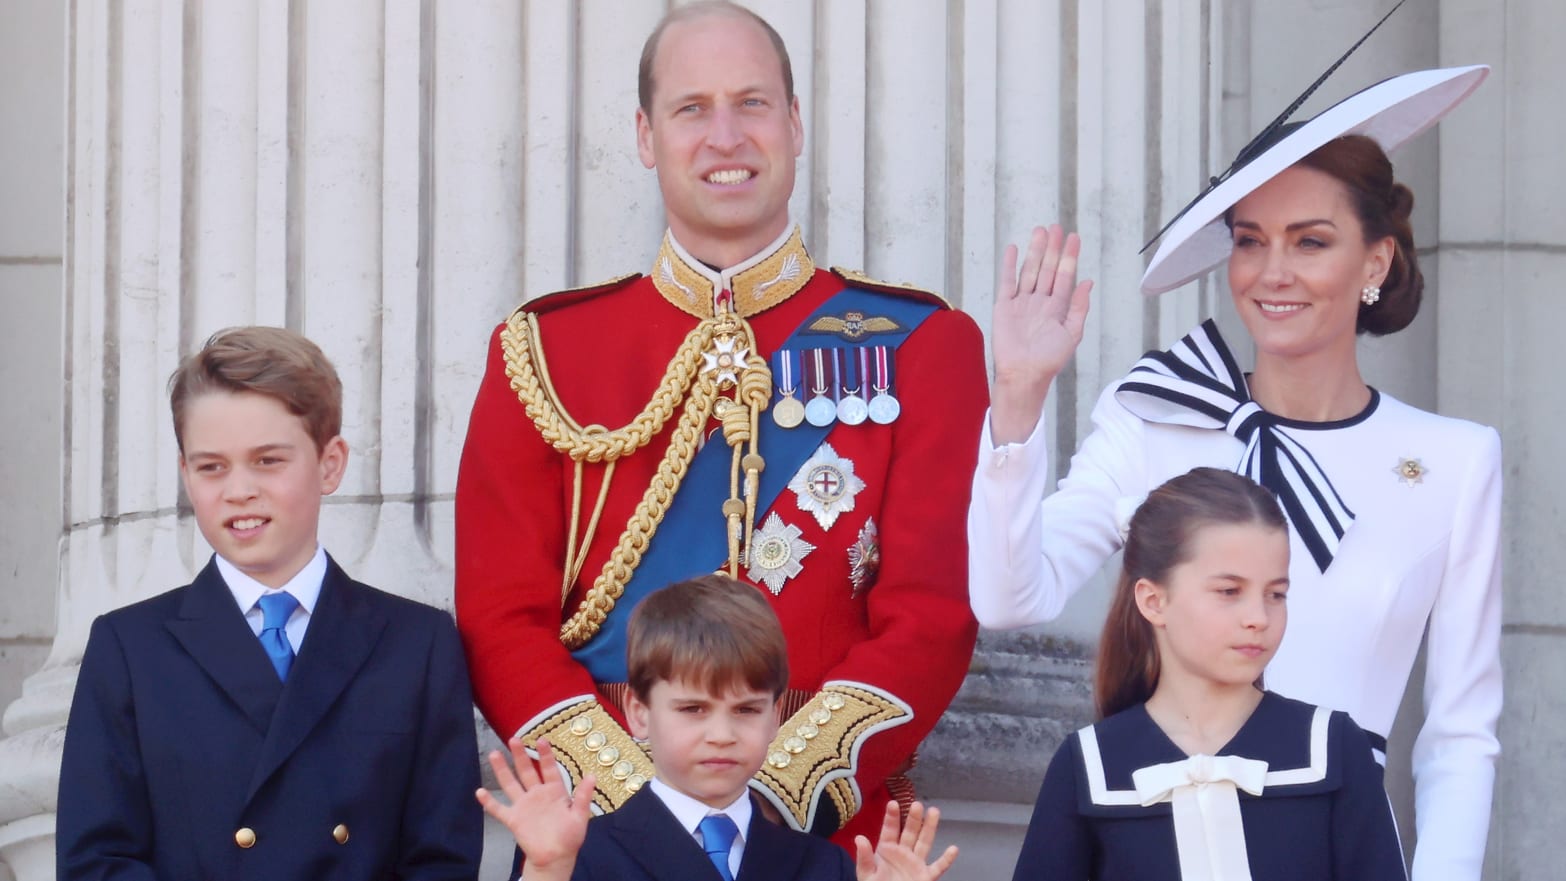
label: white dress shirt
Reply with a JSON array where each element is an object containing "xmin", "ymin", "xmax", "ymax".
[
  {"xmin": 968, "ymin": 380, "xmax": 1502, "ymax": 881},
  {"xmin": 217, "ymin": 546, "xmax": 328, "ymax": 654},
  {"xmin": 648, "ymin": 777, "xmax": 753, "ymax": 878}
]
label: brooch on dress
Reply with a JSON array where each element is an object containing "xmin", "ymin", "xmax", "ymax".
[{"xmin": 1392, "ymin": 457, "xmax": 1429, "ymax": 487}]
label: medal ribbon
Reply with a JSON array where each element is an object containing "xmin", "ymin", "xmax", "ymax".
[
  {"xmin": 776, "ymin": 349, "xmax": 796, "ymax": 395},
  {"xmin": 873, "ymin": 346, "xmax": 892, "ymax": 394}
]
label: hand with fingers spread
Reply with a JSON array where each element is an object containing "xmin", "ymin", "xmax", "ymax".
[
  {"xmin": 990, "ymin": 223, "xmax": 1094, "ymax": 444},
  {"xmin": 853, "ymin": 800, "xmax": 960, "ymax": 881},
  {"xmin": 475, "ymin": 737, "xmax": 595, "ymax": 881}
]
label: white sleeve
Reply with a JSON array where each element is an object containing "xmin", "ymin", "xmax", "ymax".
[
  {"xmin": 966, "ymin": 384, "xmax": 1149, "ymax": 629},
  {"xmin": 1408, "ymin": 426, "xmax": 1503, "ymax": 881}
]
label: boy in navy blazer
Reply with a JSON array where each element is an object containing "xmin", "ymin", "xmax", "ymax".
[
  {"xmin": 57, "ymin": 326, "xmax": 483, "ymax": 880},
  {"xmin": 476, "ymin": 574, "xmax": 958, "ymax": 881}
]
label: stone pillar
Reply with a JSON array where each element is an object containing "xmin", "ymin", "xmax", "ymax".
[
  {"xmin": 0, "ymin": 0, "xmax": 65, "ymax": 874},
  {"xmin": 1438, "ymin": 4, "xmax": 1566, "ymax": 880}
]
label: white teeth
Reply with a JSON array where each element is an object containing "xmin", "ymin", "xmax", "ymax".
[
  {"xmin": 231, "ymin": 518, "xmax": 265, "ymax": 530},
  {"xmin": 1258, "ymin": 302, "xmax": 1305, "ymax": 313},
  {"xmin": 706, "ymin": 169, "xmax": 752, "ymax": 185}
]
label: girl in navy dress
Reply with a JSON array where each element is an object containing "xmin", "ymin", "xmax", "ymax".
[{"xmin": 1013, "ymin": 467, "xmax": 1405, "ymax": 880}]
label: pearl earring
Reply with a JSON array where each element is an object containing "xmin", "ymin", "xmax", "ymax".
[{"xmin": 1360, "ymin": 284, "xmax": 1381, "ymax": 306}]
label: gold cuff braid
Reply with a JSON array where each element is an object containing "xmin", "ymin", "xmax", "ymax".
[
  {"xmin": 752, "ymin": 683, "xmax": 914, "ymax": 831},
  {"xmin": 520, "ymin": 700, "xmax": 655, "ymax": 814}
]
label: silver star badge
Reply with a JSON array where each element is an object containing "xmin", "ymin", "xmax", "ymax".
[
  {"xmin": 747, "ymin": 513, "xmax": 815, "ymax": 595},
  {"xmin": 788, "ymin": 443, "xmax": 866, "ymax": 530},
  {"xmin": 1392, "ymin": 457, "xmax": 1429, "ymax": 487}
]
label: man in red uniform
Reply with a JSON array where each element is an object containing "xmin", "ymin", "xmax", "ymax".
[{"xmin": 456, "ymin": 0, "xmax": 987, "ymax": 849}]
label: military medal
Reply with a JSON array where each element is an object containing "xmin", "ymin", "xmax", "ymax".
[
  {"xmin": 804, "ymin": 348, "xmax": 837, "ymax": 427},
  {"xmin": 848, "ymin": 517, "xmax": 881, "ymax": 597},
  {"xmin": 867, "ymin": 345, "xmax": 901, "ymax": 424},
  {"xmin": 835, "ymin": 348, "xmax": 868, "ymax": 425},
  {"xmin": 747, "ymin": 513, "xmax": 815, "ymax": 595},
  {"xmin": 772, "ymin": 349, "xmax": 805, "ymax": 429},
  {"xmin": 788, "ymin": 442, "xmax": 866, "ymax": 530}
]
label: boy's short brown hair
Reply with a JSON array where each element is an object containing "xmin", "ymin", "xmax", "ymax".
[
  {"xmin": 168, "ymin": 326, "xmax": 343, "ymax": 454},
  {"xmin": 627, "ymin": 574, "xmax": 789, "ymax": 703}
]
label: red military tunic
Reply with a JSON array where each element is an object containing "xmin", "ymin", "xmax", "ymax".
[{"xmin": 456, "ymin": 227, "xmax": 987, "ymax": 847}]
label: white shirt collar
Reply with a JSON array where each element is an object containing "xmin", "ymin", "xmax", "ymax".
[
  {"xmin": 217, "ymin": 546, "xmax": 328, "ymax": 615},
  {"xmin": 648, "ymin": 776, "xmax": 753, "ymax": 843}
]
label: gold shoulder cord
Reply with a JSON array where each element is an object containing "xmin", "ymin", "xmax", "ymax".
[{"xmin": 501, "ymin": 308, "xmax": 771, "ymax": 649}]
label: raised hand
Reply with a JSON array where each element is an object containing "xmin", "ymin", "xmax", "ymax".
[
  {"xmin": 475, "ymin": 737, "xmax": 595, "ymax": 878},
  {"xmin": 853, "ymin": 800, "xmax": 960, "ymax": 881},
  {"xmin": 989, "ymin": 223, "xmax": 1093, "ymax": 444}
]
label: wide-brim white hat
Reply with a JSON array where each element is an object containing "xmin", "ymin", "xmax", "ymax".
[{"xmin": 1140, "ymin": 64, "xmax": 1489, "ymax": 296}]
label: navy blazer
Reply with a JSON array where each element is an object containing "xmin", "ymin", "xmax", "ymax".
[
  {"xmin": 566, "ymin": 787, "xmax": 853, "ymax": 880},
  {"xmin": 57, "ymin": 556, "xmax": 483, "ymax": 881}
]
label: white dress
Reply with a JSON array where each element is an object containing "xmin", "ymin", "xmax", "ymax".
[{"xmin": 969, "ymin": 324, "xmax": 1502, "ymax": 881}]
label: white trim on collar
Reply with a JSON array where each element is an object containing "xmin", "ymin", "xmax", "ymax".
[{"xmin": 1078, "ymin": 705, "xmax": 1332, "ymax": 807}]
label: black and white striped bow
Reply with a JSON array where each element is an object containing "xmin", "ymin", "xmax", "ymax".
[{"xmin": 1113, "ymin": 320, "xmax": 1354, "ymax": 572}]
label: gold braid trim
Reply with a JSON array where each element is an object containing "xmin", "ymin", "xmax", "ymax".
[
  {"xmin": 521, "ymin": 700, "xmax": 654, "ymax": 814},
  {"xmin": 502, "ymin": 308, "xmax": 768, "ymax": 649},
  {"xmin": 752, "ymin": 683, "xmax": 914, "ymax": 831}
]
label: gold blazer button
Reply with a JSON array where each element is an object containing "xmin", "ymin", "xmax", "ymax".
[
  {"xmin": 332, "ymin": 824, "xmax": 350, "ymax": 845},
  {"xmin": 234, "ymin": 827, "xmax": 257, "ymax": 849}
]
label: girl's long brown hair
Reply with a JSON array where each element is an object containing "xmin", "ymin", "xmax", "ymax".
[{"xmin": 1093, "ymin": 468, "xmax": 1286, "ymax": 719}]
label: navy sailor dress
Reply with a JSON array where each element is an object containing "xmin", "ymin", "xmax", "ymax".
[{"xmin": 1012, "ymin": 691, "xmax": 1406, "ymax": 880}]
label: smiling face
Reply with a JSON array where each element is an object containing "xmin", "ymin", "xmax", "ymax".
[
  {"xmin": 1136, "ymin": 522, "xmax": 1290, "ymax": 694},
  {"xmin": 635, "ymin": 12, "xmax": 804, "ymax": 268},
  {"xmin": 626, "ymin": 676, "xmax": 780, "ymax": 809},
  {"xmin": 178, "ymin": 391, "xmax": 347, "ymax": 587},
  {"xmin": 1226, "ymin": 164, "xmax": 1394, "ymax": 364}
]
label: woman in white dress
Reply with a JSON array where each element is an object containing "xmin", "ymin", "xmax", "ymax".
[{"xmin": 968, "ymin": 66, "xmax": 1499, "ymax": 880}]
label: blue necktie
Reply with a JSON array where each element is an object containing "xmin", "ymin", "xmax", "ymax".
[
  {"xmin": 698, "ymin": 814, "xmax": 739, "ymax": 881},
  {"xmin": 256, "ymin": 592, "xmax": 300, "ymax": 681}
]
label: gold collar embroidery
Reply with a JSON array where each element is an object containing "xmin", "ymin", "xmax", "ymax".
[{"xmin": 651, "ymin": 226, "xmax": 815, "ymax": 318}]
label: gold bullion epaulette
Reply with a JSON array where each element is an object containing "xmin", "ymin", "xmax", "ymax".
[
  {"xmin": 516, "ymin": 273, "xmax": 642, "ymax": 317},
  {"xmin": 830, "ymin": 267, "xmax": 952, "ymax": 310},
  {"xmin": 751, "ymin": 682, "xmax": 914, "ymax": 832},
  {"xmin": 520, "ymin": 698, "xmax": 655, "ymax": 814}
]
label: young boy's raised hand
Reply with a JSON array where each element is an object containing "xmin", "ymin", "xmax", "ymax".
[
  {"xmin": 854, "ymin": 800, "xmax": 959, "ymax": 881},
  {"xmin": 476, "ymin": 737, "xmax": 596, "ymax": 881}
]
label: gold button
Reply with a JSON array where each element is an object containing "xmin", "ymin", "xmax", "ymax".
[
  {"xmin": 822, "ymin": 693, "xmax": 846, "ymax": 710},
  {"xmin": 768, "ymin": 750, "xmax": 792, "ymax": 769},
  {"xmin": 569, "ymin": 715, "xmax": 594, "ymax": 736},
  {"xmin": 332, "ymin": 824, "xmax": 349, "ymax": 845},
  {"xmin": 809, "ymin": 708, "xmax": 832, "ymax": 725},
  {"xmin": 625, "ymin": 773, "xmax": 647, "ymax": 793},
  {"xmin": 797, "ymin": 722, "xmax": 820, "ymax": 739},
  {"xmin": 612, "ymin": 760, "xmax": 635, "ymax": 781},
  {"xmin": 583, "ymin": 731, "xmax": 608, "ymax": 750},
  {"xmin": 235, "ymin": 827, "xmax": 256, "ymax": 849},
  {"xmin": 597, "ymin": 746, "xmax": 620, "ymax": 766}
]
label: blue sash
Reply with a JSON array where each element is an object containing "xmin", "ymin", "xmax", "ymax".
[{"xmin": 571, "ymin": 288, "xmax": 940, "ymax": 681}]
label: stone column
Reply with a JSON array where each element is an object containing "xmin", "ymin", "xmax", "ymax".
[{"xmin": 1438, "ymin": 3, "xmax": 1566, "ymax": 879}]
